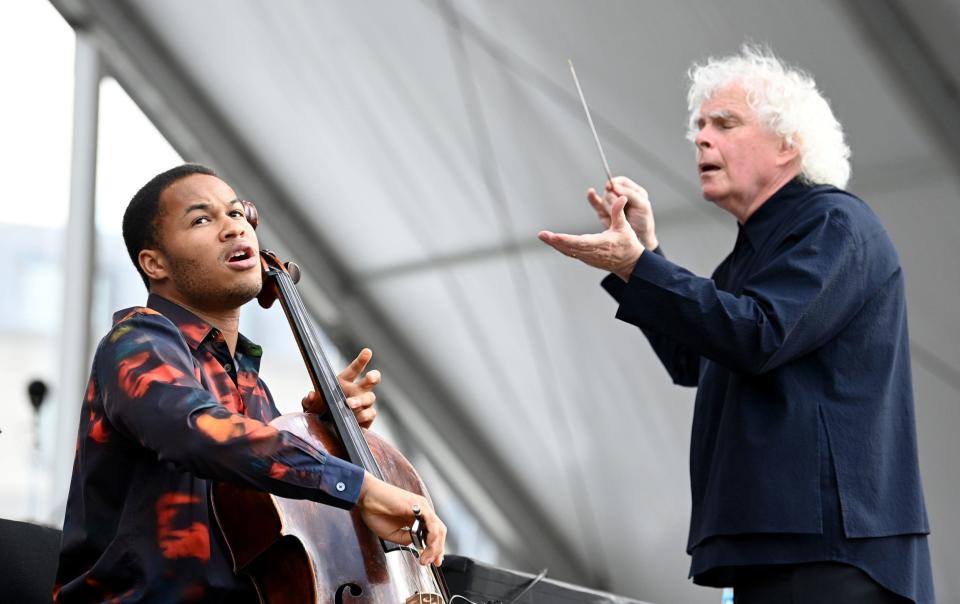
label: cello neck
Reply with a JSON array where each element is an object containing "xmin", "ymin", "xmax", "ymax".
[{"xmin": 269, "ymin": 265, "xmax": 384, "ymax": 480}]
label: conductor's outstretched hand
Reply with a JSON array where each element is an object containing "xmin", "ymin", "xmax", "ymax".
[{"xmin": 539, "ymin": 194, "xmax": 645, "ymax": 281}]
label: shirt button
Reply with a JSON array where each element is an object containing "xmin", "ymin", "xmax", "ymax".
[
  {"xmin": 335, "ymin": 482, "xmax": 346, "ymax": 492},
  {"xmin": 223, "ymin": 363, "xmax": 232, "ymax": 372}
]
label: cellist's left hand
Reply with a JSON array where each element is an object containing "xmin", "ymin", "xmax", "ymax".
[{"xmin": 302, "ymin": 348, "xmax": 381, "ymax": 428}]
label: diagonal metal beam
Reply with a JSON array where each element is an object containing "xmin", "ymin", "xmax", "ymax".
[{"xmin": 47, "ymin": 0, "xmax": 592, "ymax": 582}]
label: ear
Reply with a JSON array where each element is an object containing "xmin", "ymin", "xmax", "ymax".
[
  {"xmin": 138, "ymin": 248, "xmax": 169, "ymax": 284},
  {"xmin": 777, "ymin": 136, "xmax": 801, "ymax": 167}
]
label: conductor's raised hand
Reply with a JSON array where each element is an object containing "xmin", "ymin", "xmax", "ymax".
[
  {"xmin": 357, "ymin": 472, "xmax": 447, "ymax": 567},
  {"xmin": 539, "ymin": 195, "xmax": 644, "ymax": 281},
  {"xmin": 302, "ymin": 347, "xmax": 380, "ymax": 428},
  {"xmin": 587, "ymin": 176, "xmax": 659, "ymax": 251}
]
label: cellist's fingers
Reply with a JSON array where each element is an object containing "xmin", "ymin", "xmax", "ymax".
[
  {"xmin": 301, "ymin": 390, "xmax": 328, "ymax": 414},
  {"xmin": 355, "ymin": 369, "xmax": 381, "ymax": 392},
  {"xmin": 418, "ymin": 506, "xmax": 447, "ymax": 567},
  {"xmin": 338, "ymin": 348, "xmax": 373, "ymax": 383},
  {"xmin": 340, "ymin": 365, "xmax": 380, "ymax": 400},
  {"xmin": 340, "ymin": 358, "xmax": 381, "ymax": 428},
  {"xmin": 347, "ymin": 391, "xmax": 378, "ymax": 428}
]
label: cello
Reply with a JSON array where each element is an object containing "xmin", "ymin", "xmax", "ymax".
[{"xmin": 211, "ymin": 201, "xmax": 450, "ymax": 604}]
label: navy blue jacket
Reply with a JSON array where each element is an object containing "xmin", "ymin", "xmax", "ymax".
[{"xmin": 602, "ymin": 180, "xmax": 929, "ymax": 552}]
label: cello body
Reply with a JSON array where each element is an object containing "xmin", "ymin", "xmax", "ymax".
[
  {"xmin": 212, "ymin": 413, "xmax": 443, "ymax": 604},
  {"xmin": 212, "ymin": 202, "xmax": 448, "ymax": 603}
]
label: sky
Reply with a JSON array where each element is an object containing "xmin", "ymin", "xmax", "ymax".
[{"xmin": 1, "ymin": 0, "xmax": 181, "ymax": 234}]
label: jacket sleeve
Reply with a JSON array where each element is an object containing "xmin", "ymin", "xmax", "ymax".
[
  {"xmin": 602, "ymin": 247, "xmax": 701, "ymax": 386},
  {"xmin": 612, "ymin": 211, "xmax": 887, "ymax": 376},
  {"xmin": 97, "ymin": 312, "xmax": 363, "ymax": 509}
]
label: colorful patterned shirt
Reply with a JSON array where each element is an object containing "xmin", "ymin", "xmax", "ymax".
[{"xmin": 55, "ymin": 294, "xmax": 365, "ymax": 603}]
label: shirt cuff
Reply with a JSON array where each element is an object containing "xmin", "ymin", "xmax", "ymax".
[
  {"xmin": 614, "ymin": 247, "xmax": 679, "ymax": 328},
  {"xmin": 601, "ymin": 273, "xmax": 626, "ymax": 300},
  {"xmin": 316, "ymin": 455, "xmax": 365, "ymax": 508},
  {"xmin": 600, "ymin": 246, "xmax": 664, "ymax": 302}
]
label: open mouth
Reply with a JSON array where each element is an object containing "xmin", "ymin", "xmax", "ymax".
[
  {"xmin": 226, "ymin": 246, "xmax": 254, "ymax": 264},
  {"xmin": 699, "ymin": 163, "xmax": 721, "ymax": 174}
]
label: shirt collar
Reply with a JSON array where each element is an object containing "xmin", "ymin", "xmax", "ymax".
[
  {"xmin": 740, "ymin": 177, "xmax": 811, "ymax": 250},
  {"xmin": 141, "ymin": 293, "xmax": 262, "ymax": 358}
]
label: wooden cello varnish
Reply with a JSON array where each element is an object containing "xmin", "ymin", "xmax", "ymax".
[{"xmin": 212, "ymin": 202, "xmax": 448, "ymax": 603}]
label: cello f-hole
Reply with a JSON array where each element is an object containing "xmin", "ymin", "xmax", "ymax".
[{"xmin": 334, "ymin": 582, "xmax": 363, "ymax": 604}]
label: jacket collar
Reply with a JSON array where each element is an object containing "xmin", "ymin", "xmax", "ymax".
[{"xmin": 740, "ymin": 177, "xmax": 811, "ymax": 250}]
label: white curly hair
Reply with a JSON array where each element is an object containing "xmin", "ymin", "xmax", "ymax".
[{"xmin": 686, "ymin": 45, "xmax": 850, "ymax": 189}]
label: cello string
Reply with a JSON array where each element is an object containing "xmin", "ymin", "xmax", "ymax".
[
  {"xmin": 407, "ymin": 544, "xmax": 425, "ymax": 603},
  {"xmin": 278, "ymin": 269, "xmax": 418, "ymax": 588},
  {"xmin": 279, "ymin": 271, "xmax": 380, "ymax": 473},
  {"xmin": 267, "ymin": 259, "xmax": 451, "ymax": 602},
  {"xmin": 396, "ymin": 542, "xmax": 426, "ymax": 601},
  {"xmin": 399, "ymin": 513, "xmax": 415, "ymax": 595},
  {"xmin": 285, "ymin": 273, "xmax": 431, "ymax": 601},
  {"xmin": 412, "ymin": 512, "xmax": 428, "ymax": 602},
  {"xmin": 410, "ymin": 541, "xmax": 429, "ymax": 603},
  {"xmin": 278, "ymin": 266, "xmax": 444, "ymax": 602}
]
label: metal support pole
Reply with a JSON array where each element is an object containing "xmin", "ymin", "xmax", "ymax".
[{"xmin": 49, "ymin": 31, "xmax": 100, "ymax": 525}]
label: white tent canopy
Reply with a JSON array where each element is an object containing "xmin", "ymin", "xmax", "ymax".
[{"xmin": 47, "ymin": 1, "xmax": 960, "ymax": 602}]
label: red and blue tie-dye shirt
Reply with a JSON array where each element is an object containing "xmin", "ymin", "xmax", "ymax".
[{"xmin": 55, "ymin": 294, "xmax": 364, "ymax": 603}]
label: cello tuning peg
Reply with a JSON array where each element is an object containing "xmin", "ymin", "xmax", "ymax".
[
  {"xmin": 285, "ymin": 261, "xmax": 301, "ymax": 284},
  {"xmin": 242, "ymin": 200, "xmax": 259, "ymax": 230}
]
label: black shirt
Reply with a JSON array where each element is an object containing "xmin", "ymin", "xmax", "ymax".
[{"xmin": 602, "ymin": 180, "xmax": 934, "ymax": 602}]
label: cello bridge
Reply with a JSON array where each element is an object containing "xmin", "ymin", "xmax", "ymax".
[{"xmin": 404, "ymin": 592, "xmax": 443, "ymax": 604}]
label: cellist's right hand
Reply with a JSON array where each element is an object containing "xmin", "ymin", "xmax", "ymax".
[{"xmin": 356, "ymin": 472, "xmax": 446, "ymax": 567}]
